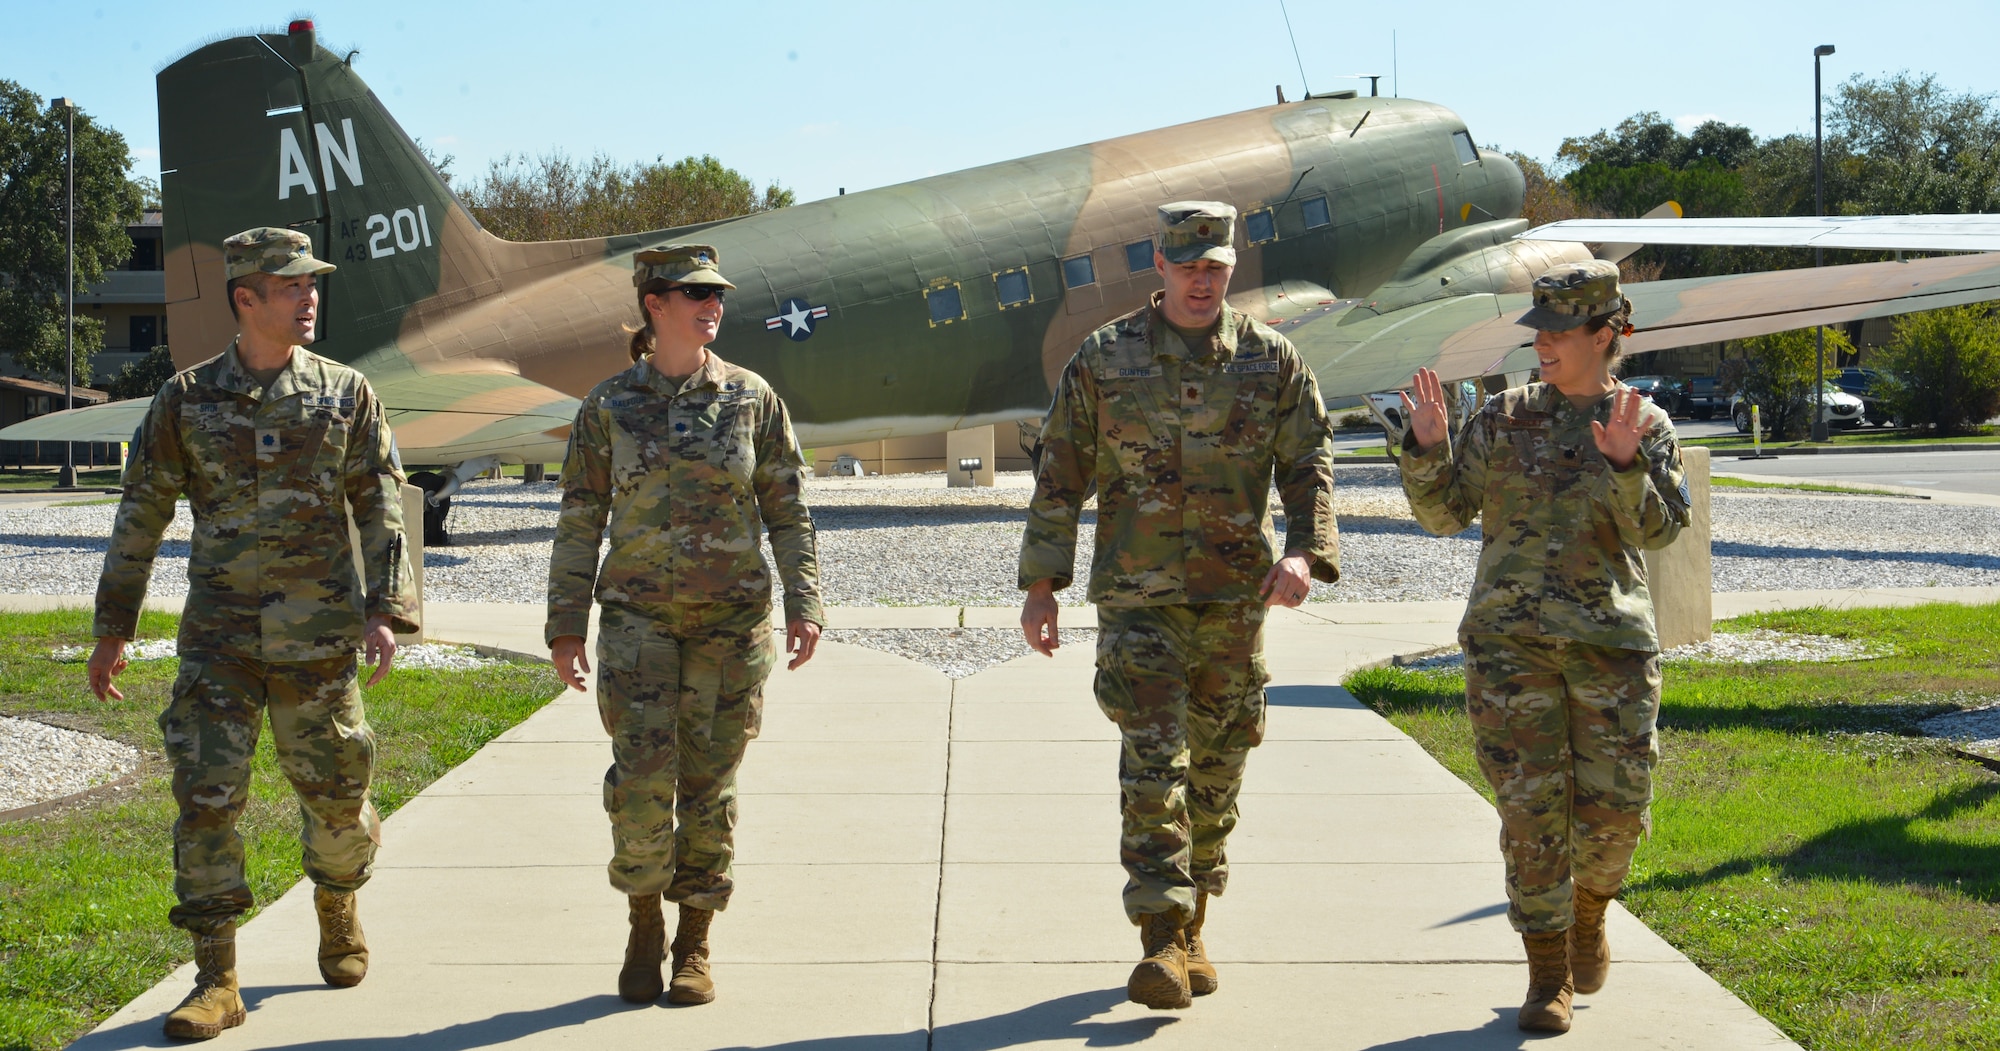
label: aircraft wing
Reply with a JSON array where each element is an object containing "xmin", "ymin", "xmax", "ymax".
[
  {"xmin": 367, "ymin": 370, "xmax": 578, "ymax": 466},
  {"xmin": 1284, "ymin": 251, "xmax": 2000, "ymax": 396},
  {"xmin": 1519, "ymin": 214, "xmax": 2000, "ymax": 253},
  {"xmin": 0, "ymin": 399, "xmax": 152, "ymax": 445},
  {"xmin": 0, "ymin": 371, "xmax": 578, "ymax": 468}
]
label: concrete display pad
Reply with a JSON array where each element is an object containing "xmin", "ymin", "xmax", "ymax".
[{"xmin": 62, "ymin": 599, "xmax": 1829, "ymax": 1050}]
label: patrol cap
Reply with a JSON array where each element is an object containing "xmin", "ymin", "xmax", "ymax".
[
  {"xmin": 1516, "ymin": 260, "xmax": 1626, "ymax": 332},
  {"xmin": 222, "ymin": 226, "xmax": 336, "ymax": 280},
  {"xmin": 1157, "ymin": 201, "xmax": 1237, "ymax": 266},
  {"xmin": 632, "ymin": 243, "xmax": 736, "ymax": 289}
]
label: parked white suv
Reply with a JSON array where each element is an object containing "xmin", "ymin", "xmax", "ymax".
[{"xmin": 1730, "ymin": 384, "xmax": 1867, "ymax": 433}]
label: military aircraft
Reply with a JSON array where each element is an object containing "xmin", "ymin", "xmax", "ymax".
[{"xmin": 12, "ymin": 18, "xmax": 2000, "ymax": 513}]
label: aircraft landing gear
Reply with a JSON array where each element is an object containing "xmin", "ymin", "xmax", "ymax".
[{"xmin": 407, "ymin": 471, "xmax": 453, "ymax": 547}]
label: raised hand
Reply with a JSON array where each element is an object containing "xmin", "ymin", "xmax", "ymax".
[
  {"xmin": 1399, "ymin": 367, "xmax": 1451, "ymax": 453},
  {"xmin": 1591, "ymin": 387, "xmax": 1646, "ymax": 471}
]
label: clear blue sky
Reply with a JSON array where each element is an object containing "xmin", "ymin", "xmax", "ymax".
[{"xmin": 6, "ymin": 0, "xmax": 1998, "ymax": 205}]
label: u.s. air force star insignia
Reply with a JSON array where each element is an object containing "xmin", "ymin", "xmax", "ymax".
[{"xmin": 765, "ymin": 297, "xmax": 830, "ymax": 341}]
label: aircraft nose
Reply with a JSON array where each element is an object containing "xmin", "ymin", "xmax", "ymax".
[{"xmin": 1480, "ymin": 150, "xmax": 1526, "ymax": 219}]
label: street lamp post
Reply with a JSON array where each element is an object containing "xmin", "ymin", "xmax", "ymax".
[
  {"xmin": 51, "ymin": 97, "xmax": 77, "ymax": 486},
  {"xmin": 1811, "ymin": 45, "xmax": 1835, "ymax": 442}
]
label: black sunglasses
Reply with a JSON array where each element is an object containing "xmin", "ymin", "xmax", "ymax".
[{"xmin": 668, "ymin": 285, "xmax": 726, "ymax": 302}]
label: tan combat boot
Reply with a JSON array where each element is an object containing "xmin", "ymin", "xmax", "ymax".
[
  {"xmin": 1518, "ymin": 930, "xmax": 1575, "ymax": 1033},
  {"xmin": 314, "ymin": 886, "xmax": 368, "ymax": 987},
  {"xmin": 619, "ymin": 894, "xmax": 665, "ymax": 1003},
  {"xmin": 163, "ymin": 924, "xmax": 246, "ymax": 1040},
  {"xmin": 667, "ymin": 904, "xmax": 716, "ymax": 1005},
  {"xmin": 1184, "ymin": 892, "xmax": 1218, "ymax": 995},
  {"xmin": 1570, "ymin": 885, "xmax": 1615, "ymax": 995},
  {"xmin": 1126, "ymin": 911, "xmax": 1193, "ymax": 1010}
]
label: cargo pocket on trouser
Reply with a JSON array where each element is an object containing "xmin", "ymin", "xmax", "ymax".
[
  {"xmin": 720, "ymin": 621, "xmax": 777, "ymax": 742},
  {"xmin": 596, "ymin": 619, "xmax": 682, "ymax": 896},
  {"xmin": 158, "ymin": 657, "xmax": 261, "ymax": 931},
  {"xmin": 1187, "ymin": 636, "xmax": 1268, "ymax": 899}
]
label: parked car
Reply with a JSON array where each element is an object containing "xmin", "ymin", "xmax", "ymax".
[
  {"xmin": 1833, "ymin": 367, "xmax": 1897, "ymax": 427},
  {"xmin": 1729, "ymin": 384, "xmax": 1867, "ymax": 433},
  {"xmin": 1621, "ymin": 375, "xmax": 1686, "ymax": 416},
  {"xmin": 1683, "ymin": 375, "xmax": 1724, "ymax": 420}
]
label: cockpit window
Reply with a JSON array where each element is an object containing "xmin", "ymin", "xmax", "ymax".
[{"xmin": 1452, "ymin": 131, "xmax": 1479, "ymax": 165}]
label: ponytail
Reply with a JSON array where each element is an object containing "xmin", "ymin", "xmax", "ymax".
[
  {"xmin": 627, "ymin": 324, "xmax": 654, "ymax": 363},
  {"xmin": 627, "ymin": 279, "xmax": 672, "ymax": 362}
]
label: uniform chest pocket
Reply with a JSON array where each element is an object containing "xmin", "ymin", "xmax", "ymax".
[
  {"xmin": 1095, "ymin": 370, "xmax": 1173, "ymax": 469},
  {"xmin": 607, "ymin": 402, "xmax": 672, "ymax": 490},
  {"xmin": 1217, "ymin": 368, "xmax": 1280, "ymax": 451},
  {"xmin": 178, "ymin": 402, "xmax": 252, "ymax": 500},
  {"xmin": 711, "ymin": 396, "xmax": 758, "ymax": 480},
  {"xmin": 1493, "ymin": 414, "xmax": 1552, "ymax": 473}
]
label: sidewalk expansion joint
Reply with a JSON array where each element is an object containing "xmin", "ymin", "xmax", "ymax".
[{"xmin": 925, "ymin": 677, "xmax": 958, "ymax": 1050}]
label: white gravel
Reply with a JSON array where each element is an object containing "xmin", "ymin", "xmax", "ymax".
[
  {"xmin": 1394, "ymin": 629, "xmax": 1889, "ymax": 673},
  {"xmin": 4, "ymin": 468, "xmax": 1996, "ymax": 607},
  {"xmin": 1920, "ymin": 701, "xmax": 2000, "ymax": 757},
  {"xmin": 824, "ymin": 627, "xmax": 1098, "ymax": 679},
  {"xmin": 0, "ymin": 716, "xmax": 139, "ymax": 813}
]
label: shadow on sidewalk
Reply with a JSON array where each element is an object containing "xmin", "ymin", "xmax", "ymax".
[
  {"xmin": 712, "ymin": 987, "xmax": 1174, "ymax": 1050},
  {"xmin": 1358, "ymin": 1007, "xmax": 1558, "ymax": 1048},
  {"xmin": 68, "ymin": 994, "xmax": 633, "ymax": 1051}
]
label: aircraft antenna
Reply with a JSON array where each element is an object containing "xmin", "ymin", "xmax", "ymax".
[{"xmin": 1278, "ymin": 0, "xmax": 1310, "ymax": 97}]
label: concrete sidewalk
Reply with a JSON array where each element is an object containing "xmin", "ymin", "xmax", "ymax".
[{"xmin": 66, "ymin": 590, "xmax": 2000, "ymax": 1048}]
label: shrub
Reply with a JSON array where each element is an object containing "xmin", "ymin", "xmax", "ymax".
[
  {"xmin": 1873, "ymin": 305, "xmax": 2000, "ymax": 435},
  {"xmin": 1723, "ymin": 327, "xmax": 1855, "ymax": 440}
]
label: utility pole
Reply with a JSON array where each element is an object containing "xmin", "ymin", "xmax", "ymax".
[
  {"xmin": 1811, "ymin": 45, "xmax": 1836, "ymax": 443},
  {"xmin": 53, "ymin": 97, "xmax": 77, "ymax": 487}
]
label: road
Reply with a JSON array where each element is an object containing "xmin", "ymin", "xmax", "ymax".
[{"xmin": 1711, "ymin": 449, "xmax": 2000, "ymax": 499}]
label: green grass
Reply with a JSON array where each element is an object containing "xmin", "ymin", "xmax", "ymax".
[
  {"xmin": 1346, "ymin": 603, "xmax": 2000, "ymax": 1051},
  {"xmin": 0, "ymin": 469, "xmax": 123, "ymax": 492},
  {"xmin": 0, "ymin": 610, "xmax": 562, "ymax": 1051},
  {"xmin": 1709, "ymin": 476, "xmax": 1918, "ymax": 498}
]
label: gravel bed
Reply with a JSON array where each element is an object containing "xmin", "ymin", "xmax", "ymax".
[
  {"xmin": 1394, "ymin": 629, "xmax": 1889, "ymax": 673},
  {"xmin": 0, "ymin": 716, "xmax": 139, "ymax": 813},
  {"xmin": 2, "ymin": 467, "xmax": 1995, "ymax": 609},
  {"xmin": 824, "ymin": 627, "xmax": 1097, "ymax": 679},
  {"xmin": 1920, "ymin": 701, "xmax": 2000, "ymax": 757}
]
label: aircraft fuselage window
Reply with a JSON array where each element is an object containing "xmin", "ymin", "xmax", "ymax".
[
  {"xmin": 1062, "ymin": 254, "xmax": 1096, "ymax": 289},
  {"xmin": 1125, "ymin": 239, "xmax": 1156, "ymax": 274},
  {"xmin": 1452, "ymin": 130, "xmax": 1479, "ymax": 165},
  {"xmin": 927, "ymin": 283, "xmax": 965, "ymax": 326},
  {"xmin": 994, "ymin": 267, "xmax": 1033, "ymax": 309},
  {"xmin": 1301, "ymin": 195, "xmax": 1331, "ymax": 230},
  {"xmin": 1244, "ymin": 209, "xmax": 1276, "ymax": 245}
]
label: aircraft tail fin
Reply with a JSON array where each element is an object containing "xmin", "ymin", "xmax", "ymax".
[{"xmin": 158, "ymin": 22, "xmax": 499, "ymax": 368}]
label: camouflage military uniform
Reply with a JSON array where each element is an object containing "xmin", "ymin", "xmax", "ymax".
[
  {"xmin": 1020, "ymin": 288, "xmax": 1339, "ymax": 924},
  {"xmin": 546, "ymin": 351, "xmax": 821, "ymax": 907},
  {"xmin": 97, "ymin": 337, "xmax": 419, "ymax": 933},
  {"xmin": 1400, "ymin": 380, "xmax": 1689, "ymax": 932}
]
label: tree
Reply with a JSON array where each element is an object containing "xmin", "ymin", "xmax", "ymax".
[
  {"xmin": 458, "ymin": 152, "xmax": 794, "ymax": 242},
  {"xmin": 1829, "ymin": 73, "xmax": 2000, "ymax": 216},
  {"xmin": 0, "ymin": 79, "xmax": 143, "ymax": 386},
  {"xmin": 1723, "ymin": 326, "xmax": 1856, "ymax": 441},
  {"xmin": 1872, "ymin": 305, "xmax": 2000, "ymax": 435},
  {"xmin": 104, "ymin": 344, "xmax": 175, "ymax": 401}
]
